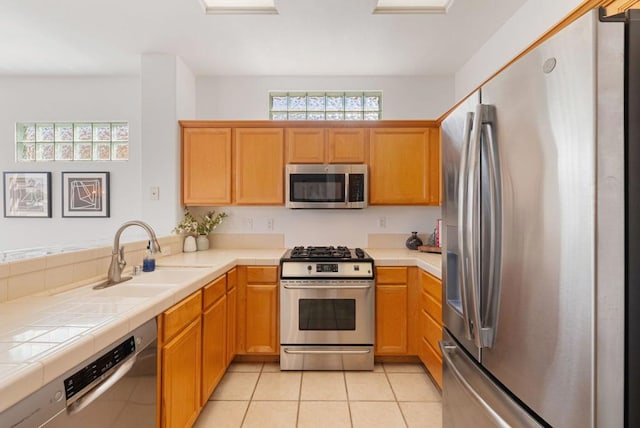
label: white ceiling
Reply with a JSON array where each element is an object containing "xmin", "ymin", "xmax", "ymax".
[{"xmin": 0, "ymin": 0, "xmax": 528, "ymax": 77}]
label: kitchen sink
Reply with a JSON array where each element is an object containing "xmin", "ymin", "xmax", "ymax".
[
  {"xmin": 93, "ymin": 283, "xmax": 175, "ymax": 298},
  {"xmin": 126, "ymin": 267, "xmax": 210, "ymax": 285}
]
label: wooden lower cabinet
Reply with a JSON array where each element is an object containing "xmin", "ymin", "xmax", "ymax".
[
  {"xmin": 160, "ymin": 314, "xmax": 202, "ymax": 427},
  {"xmin": 418, "ymin": 269, "xmax": 443, "ymax": 387},
  {"xmin": 226, "ymin": 269, "xmax": 238, "ymax": 365},
  {"xmin": 237, "ymin": 266, "xmax": 279, "ymax": 355},
  {"xmin": 376, "ymin": 284, "xmax": 408, "ymax": 354},
  {"xmin": 201, "ymin": 292, "xmax": 226, "ymax": 404},
  {"xmin": 245, "ymin": 284, "xmax": 278, "ymax": 353},
  {"xmin": 159, "ymin": 267, "xmax": 240, "ymax": 427},
  {"xmin": 375, "ymin": 267, "xmax": 409, "ymax": 355}
]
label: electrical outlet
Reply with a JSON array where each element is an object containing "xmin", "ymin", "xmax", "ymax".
[
  {"xmin": 378, "ymin": 216, "xmax": 387, "ymax": 228},
  {"xmin": 266, "ymin": 218, "xmax": 274, "ymax": 231},
  {"xmin": 150, "ymin": 186, "xmax": 159, "ymax": 200}
]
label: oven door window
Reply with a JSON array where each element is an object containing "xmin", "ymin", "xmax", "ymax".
[
  {"xmin": 299, "ymin": 299, "xmax": 356, "ymax": 330},
  {"xmin": 290, "ymin": 174, "xmax": 345, "ymax": 203}
]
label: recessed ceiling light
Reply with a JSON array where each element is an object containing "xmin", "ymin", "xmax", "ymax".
[
  {"xmin": 373, "ymin": 0, "xmax": 453, "ymax": 14},
  {"xmin": 199, "ymin": 0, "xmax": 278, "ymax": 14}
]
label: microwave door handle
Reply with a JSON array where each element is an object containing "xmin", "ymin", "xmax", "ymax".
[{"xmin": 345, "ymin": 173, "xmax": 350, "ymax": 204}]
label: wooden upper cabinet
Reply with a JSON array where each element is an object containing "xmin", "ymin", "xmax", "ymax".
[
  {"xmin": 234, "ymin": 128, "xmax": 284, "ymax": 205},
  {"xmin": 369, "ymin": 127, "xmax": 439, "ymax": 205},
  {"xmin": 286, "ymin": 127, "xmax": 366, "ymax": 164},
  {"xmin": 286, "ymin": 128, "xmax": 326, "ymax": 163},
  {"xmin": 602, "ymin": 0, "xmax": 640, "ymax": 16},
  {"xmin": 327, "ymin": 128, "xmax": 367, "ymax": 163},
  {"xmin": 182, "ymin": 127, "xmax": 232, "ymax": 206}
]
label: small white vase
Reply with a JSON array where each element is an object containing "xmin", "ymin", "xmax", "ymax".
[
  {"xmin": 196, "ymin": 234, "xmax": 210, "ymax": 251},
  {"xmin": 183, "ymin": 235, "xmax": 197, "ymax": 253}
]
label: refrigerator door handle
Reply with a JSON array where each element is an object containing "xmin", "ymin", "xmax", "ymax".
[
  {"xmin": 440, "ymin": 340, "xmax": 511, "ymax": 427},
  {"xmin": 480, "ymin": 110, "xmax": 501, "ymax": 348},
  {"xmin": 457, "ymin": 110, "xmax": 475, "ymax": 341},
  {"xmin": 464, "ymin": 104, "xmax": 483, "ymax": 347}
]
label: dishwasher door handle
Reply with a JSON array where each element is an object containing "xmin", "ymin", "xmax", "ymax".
[{"xmin": 67, "ymin": 354, "xmax": 138, "ymax": 415}]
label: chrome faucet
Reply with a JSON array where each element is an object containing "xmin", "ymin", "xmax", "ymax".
[{"xmin": 94, "ymin": 220, "xmax": 162, "ymax": 289}]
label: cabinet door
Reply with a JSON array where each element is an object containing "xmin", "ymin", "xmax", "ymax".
[
  {"xmin": 369, "ymin": 128, "xmax": 436, "ymax": 205},
  {"xmin": 327, "ymin": 128, "xmax": 367, "ymax": 163},
  {"xmin": 182, "ymin": 127, "xmax": 232, "ymax": 205},
  {"xmin": 286, "ymin": 128, "xmax": 325, "ymax": 163},
  {"xmin": 375, "ymin": 284, "xmax": 408, "ymax": 355},
  {"xmin": 226, "ymin": 285, "xmax": 237, "ymax": 365},
  {"xmin": 202, "ymin": 295, "xmax": 226, "ymax": 405},
  {"xmin": 161, "ymin": 318, "xmax": 202, "ymax": 428},
  {"xmin": 419, "ymin": 269, "xmax": 443, "ymax": 387},
  {"xmin": 234, "ymin": 128, "xmax": 284, "ymax": 205},
  {"xmin": 245, "ymin": 284, "xmax": 278, "ymax": 353}
]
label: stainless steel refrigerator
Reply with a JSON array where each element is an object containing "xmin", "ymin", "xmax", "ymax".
[{"xmin": 440, "ymin": 8, "xmax": 639, "ymax": 428}]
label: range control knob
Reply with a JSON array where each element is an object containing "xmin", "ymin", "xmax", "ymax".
[{"xmin": 307, "ymin": 265, "xmax": 312, "ymax": 272}]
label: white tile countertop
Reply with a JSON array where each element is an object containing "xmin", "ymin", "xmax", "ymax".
[
  {"xmin": 0, "ymin": 249, "xmax": 285, "ymax": 413},
  {"xmin": 366, "ymin": 249, "xmax": 441, "ymax": 278},
  {"xmin": 0, "ymin": 247, "xmax": 440, "ymax": 414}
]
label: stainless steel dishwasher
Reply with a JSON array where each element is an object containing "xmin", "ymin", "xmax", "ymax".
[{"xmin": 0, "ymin": 318, "xmax": 157, "ymax": 428}]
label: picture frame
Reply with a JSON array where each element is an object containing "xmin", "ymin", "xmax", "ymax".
[
  {"xmin": 3, "ymin": 172, "xmax": 52, "ymax": 218},
  {"xmin": 62, "ymin": 171, "xmax": 110, "ymax": 218}
]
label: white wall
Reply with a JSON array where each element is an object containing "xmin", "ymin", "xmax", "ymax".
[
  {"xmin": 454, "ymin": 0, "xmax": 583, "ymax": 101},
  {"xmin": 0, "ymin": 77, "xmax": 143, "ymax": 252},
  {"xmin": 196, "ymin": 75, "xmax": 454, "ymax": 120},
  {"xmin": 140, "ymin": 54, "xmax": 197, "ymax": 239}
]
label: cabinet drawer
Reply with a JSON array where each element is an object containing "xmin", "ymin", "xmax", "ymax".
[
  {"xmin": 419, "ymin": 308, "xmax": 443, "ymax": 353},
  {"xmin": 227, "ymin": 267, "xmax": 237, "ymax": 291},
  {"xmin": 203, "ymin": 275, "xmax": 226, "ymax": 309},
  {"xmin": 419, "ymin": 336, "xmax": 442, "ymax": 388},
  {"xmin": 163, "ymin": 291, "xmax": 202, "ymax": 343},
  {"xmin": 246, "ymin": 266, "xmax": 278, "ymax": 284},
  {"xmin": 376, "ymin": 267, "xmax": 408, "ymax": 284},
  {"xmin": 421, "ymin": 290, "xmax": 443, "ymax": 325},
  {"xmin": 420, "ymin": 270, "xmax": 441, "ymax": 302}
]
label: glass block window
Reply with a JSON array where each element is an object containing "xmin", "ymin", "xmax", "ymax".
[
  {"xmin": 15, "ymin": 122, "xmax": 129, "ymax": 162},
  {"xmin": 269, "ymin": 92, "xmax": 382, "ymax": 120}
]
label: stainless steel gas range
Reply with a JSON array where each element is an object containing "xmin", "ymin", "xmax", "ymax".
[{"xmin": 279, "ymin": 246, "xmax": 375, "ymax": 370}]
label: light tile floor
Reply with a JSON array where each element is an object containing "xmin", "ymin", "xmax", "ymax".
[{"xmin": 194, "ymin": 362, "xmax": 442, "ymax": 428}]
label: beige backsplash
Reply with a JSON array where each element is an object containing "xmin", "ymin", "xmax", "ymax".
[
  {"xmin": 0, "ymin": 235, "xmax": 183, "ymax": 303},
  {"xmin": 367, "ymin": 233, "xmax": 430, "ymax": 249},
  {"xmin": 208, "ymin": 233, "xmax": 285, "ymax": 249}
]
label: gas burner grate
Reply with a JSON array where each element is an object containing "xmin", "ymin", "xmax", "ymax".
[{"xmin": 290, "ymin": 246, "xmax": 353, "ymax": 259}]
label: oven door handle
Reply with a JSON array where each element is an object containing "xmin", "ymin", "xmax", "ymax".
[
  {"xmin": 282, "ymin": 284, "xmax": 372, "ymax": 290},
  {"xmin": 283, "ymin": 348, "xmax": 372, "ymax": 355}
]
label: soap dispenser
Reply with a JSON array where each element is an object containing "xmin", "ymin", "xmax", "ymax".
[{"xmin": 142, "ymin": 241, "xmax": 156, "ymax": 272}]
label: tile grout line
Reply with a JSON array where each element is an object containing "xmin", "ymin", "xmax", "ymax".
[
  {"xmin": 382, "ymin": 363, "xmax": 410, "ymax": 428},
  {"xmin": 343, "ymin": 370, "xmax": 355, "ymax": 428},
  {"xmin": 238, "ymin": 362, "xmax": 264, "ymax": 428},
  {"xmin": 296, "ymin": 370, "xmax": 303, "ymax": 427}
]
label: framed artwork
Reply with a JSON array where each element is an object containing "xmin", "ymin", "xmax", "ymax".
[
  {"xmin": 3, "ymin": 172, "xmax": 52, "ymax": 218},
  {"xmin": 62, "ymin": 172, "xmax": 110, "ymax": 217}
]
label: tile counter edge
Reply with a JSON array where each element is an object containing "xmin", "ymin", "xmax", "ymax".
[{"xmin": 0, "ymin": 249, "xmax": 285, "ymax": 413}]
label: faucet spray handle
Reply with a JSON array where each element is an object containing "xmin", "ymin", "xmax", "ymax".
[{"xmin": 118, "ymin": 246, "xmax": 127, "ymax": 269}]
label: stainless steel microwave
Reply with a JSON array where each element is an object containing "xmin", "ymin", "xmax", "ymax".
[{"xmin": 285, "ymin": 164, "xmax": 367, "ymax": 209}]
